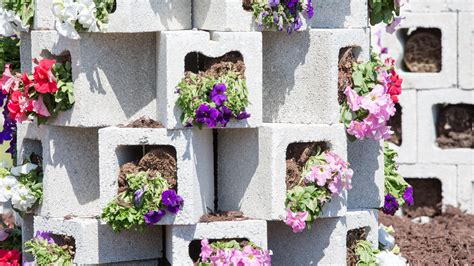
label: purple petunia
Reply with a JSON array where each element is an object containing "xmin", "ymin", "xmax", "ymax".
[
  {"xmin": 403, "ymin": 186, "xmax": 414, "ymax": 206},
  {"xmin": 218, "ymin": 106, "xmax": 233, "ymax": 127},
  {"xmin": 306, "ymin": 0, "xmax": 314, "ymax": 18},
  {"xmin": 162, "ymin": 189, "xmax": 184, "ymax": 215},
  {"xmin": 134, "ymin": 188, "xmax": 145, "ymax": 207},
  {"xmin": 269, "ymin": 0, "xmax": 280, "ymax": 7},
  {"xmin": 382, "ymin": 193, "xmax": 399, "ymax": 216},
  {"xmin": 286, "ymin": 0, "xmax": 299, "ymax": 8},
  {"xmin": 144, "ymin": 210, "xmax": 166, "ymax": 225},
  {"xmin": 236, "ymin": 111, "xmax": 251, "ymax": 120},
  {"xmin": 35, "ymin": 231, "xmax": 55, "ymax": 244},
  {"xmin": 210, "ymin": 83, "xmax": 227, "ymax": 106},
  {"xmin": 195, "ymin": 104, "xmax": 219, "ymax": 128}
]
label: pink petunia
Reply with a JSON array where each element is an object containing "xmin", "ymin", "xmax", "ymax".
[
  {"xmin": 199, "ymin": 239, "xmax": 213, "ymax": 262},
  {"xmin": 386, "ymin": 17, "xmax": 404, "ymax": 34},
  {"xmin": 344, "ymin": 86, "xmax": 361, "ymax": 111},
  {"xmin": 347, "ymin": 120, "xmax": 368, "ymax": 139},
  {"xmin": 285, "ymin": 209, "xmax": 308, "ymax": 233},
  {"xmin": 360, "ymin": 84, "xmax": 386, "ymax": 114},
  {"xmin": 32, "ymin": 95, "xmax": 51, "ymax": 118},
  {"xmin": 306, "ymin": 164, "xmax": 332, "ymax": 186}
]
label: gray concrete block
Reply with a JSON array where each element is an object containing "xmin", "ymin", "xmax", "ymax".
[
  {"xmin": 398, "ymin": 164, "xmax": 458, "ymax": 209},
  {"xmin": 404, "ymin": 0, "xmax": 473, "ymax": 12},
  {"xmin": 372, "ymin": 12, "xmax": 458, "ymax": 89},
  {"xmin": 19, "ymin": 32, "xmax": 32, "ymax": 72},
  {"xmin": 388, "ymin": 90, "xmax": 417, "ymax": 164},
  {"xmin": 459, "ymin": 12, "xmax": 473, "ymax": 89},
  {"xmin": 345, "ymin": 209, "xmax": 379, "ymax": 248},
  {"xmin": 157, "ymin": 30, "xmax": 262, "ymax": 129},
  {"xmin": 16, "ymin": 122, "xmax": 44, "ymax": 164},
  {"xmin": 22, "ymin": 214, "xmax": 35, "ymax": 263},
  {"xmin": 347, "ymin": 140, "xmax": 384, "ymax": 210},
  {"xmin": 310, "ymin": 0, "xmax": 368, "ymax": 29},
  {"xmin": 33, "ymin": 216, "xmax": 163, "ymax": 265},
  {"xmin": 262, "ymin": 28, "xmax": 370, "ymax": 124},
  {"xmin": 217, "ymin": 123, "xmax": 347, "ymax": 221},
  {"xmin": 34, "ymin": 0, "xmax": 192, "ymax": 31},
  {"xmin": 40, "ymin": 125, "xmax": 101, "ymax": 217},
  {"xmin": 30, "ymin": 30, "xmax": 157, "ymax": 127},
  {"xmin": 165, "ymin": 220, "xmax": 267, "ymax": 265},
  {"xmin": 99, "ymin": 127, "xmax": 214, "ymax": 225},
  {"xmin": 268, "ymin": 217, "xmax": 346, "ymax": 265},
  {"xmin": 457, "ymin": 164, "xmax": 473, "ymax": 214},
  {"xmin": 417, "ymin": 89, "xmax": 474, "ymax": 164}
]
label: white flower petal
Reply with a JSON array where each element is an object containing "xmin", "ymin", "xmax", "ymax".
[{"xmin": 10, "ymin": 163, "xmax": 38, "ymax": 176}]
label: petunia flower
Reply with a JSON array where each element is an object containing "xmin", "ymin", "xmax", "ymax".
[
  {"xmin": 347, "ymin": 120, "xmax": 368, "ymax": 139},
  {"xmin": 402, "ymin": 186, "xmax": 414, "ymax": 206},
  {"xmin": 134, "ymin": 187, "xmax": 145, "ymax": 207},
  {"xmin": 0, "ymin": 175, "xmax": 19, "ymax": 202},
  {"xmin": 199, "ymin": 239, "xmax": 213, "ymax": 262},
  {"xmin": 195, "ymin": 104, "xmax": 219, "ymax": 128},
  {"xmin": 382, "ymin": 193, "xmax": 399, "ymax": 215},
  {"xmin": 285, "ymin": 209, "xmax": 308, "ymax": 233},
  {"xmin": 32, "ymin": 95, "xmax": 52, "ymax": 118},
  {"xmin": 344, "ymin": 86, "xmax": 361, "ymax": 111},
  {"xmin": 386, "ymin": 17, "xmax": 404, "ymax": 34},
  {"xmin": 11, "ymin": 185, "xmax": 36, "ymax": 212},
  {"xmin": 33, "ymin": 59, "xmax": 58, "ymax": 94},
  {"xmin": 144, "ymin": 209, "xmax": 166, "ymax": 225},
  {"xmin": 10, "ymin": 163, "xmax": 38, "ymax": 176},
  {"xmin": 306, "ymin": 164, "xmax": 332, "ymax": 186},
  {"xmin": 210, "ymin": 83, "xmax": 227, "ymax": 106},
  {"xmin": 360, "ymin": 84, "xmax": 386, "ymax": 114}
]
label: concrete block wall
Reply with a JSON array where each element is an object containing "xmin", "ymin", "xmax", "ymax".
[{"xmin": 373, "ymin": 2, "xmax": 474, "ymax": 213}]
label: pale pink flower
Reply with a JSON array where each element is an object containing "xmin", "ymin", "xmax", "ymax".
[
  {"xmin": 32, "ymin": 95, "xmax": 51, "ymax": 117},
  {"xmin": 344, "ymin": 168, "xmax": 353, "ymax": 189},
  {"xmin": 306, "ymin": 164, "xmax": 332, "ymax": 186},
  {"xmin": 0, "ymin": 65, "xmax": 20, "ymax": 94},
  {"xmin": 344, "ymin": 86, "xmax": 361, "ymax": 111},
  {"xmin": 360, "ymin": 84, "xmax": 386, "ymax": 114},
  {"xmin": 285, "ymin": 209, "xmax": 308, "ymax": 233},
  {"xmin": 199, "ymin": 239, "xmax": 213, "ymax": 262},
  {"xmin": 328, "ymin": 175, "xmax": 344, "ymax": 195},
  {"xmin": 347, "ymin": 120, "xmax": 368, "ymax": 139}
]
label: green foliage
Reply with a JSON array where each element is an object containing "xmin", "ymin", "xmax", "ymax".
[
  {"xmin": 101, "ymin": 171, "xmax": 170, "ymax": 232},
  {"xmin": 368, "ymin": 0, "xmax": 401, "ymax": 26},
  {"xmin": 0, "ymin": 37, "xmax": 20, "ymax": 73},
  {"xmin": 250, "ymin": 0, "xmax": 306, "ymax": 31},
  {"xmin": 384, "ymin": 142, "xmax": 410, "ymax": 206},
  {"xmin": 1, "ymin": 0, "xmax": 35, "ymax": 29},
  {"xmin": 25, "ymin": 237, "xmax": 73, "ymax": 266},
  {"xmin": 0, "ymin": 225, "xmax": 22, "ymax": 250},
  {"xmin": 355, "ymin": 240, "xmax": 379, "ymax": 266}
]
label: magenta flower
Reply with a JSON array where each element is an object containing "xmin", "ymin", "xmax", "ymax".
[
  {"xmin": 344, "ymin": 86, "xmax": 361, "ymax": 111},
  {"xmin": 386, "ymin": 17, "xmax": 404, "ymax": 34},
  {"xmin": 199, "ymin": 239, "xmax": 213, "ymax": 262},
  {"xmin": 285, "ymin": 209, "xmax": 308, "ymax": 233}
]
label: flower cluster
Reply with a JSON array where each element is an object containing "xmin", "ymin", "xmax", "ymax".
[
  {"xmin": 285, "ymin": 150, "xmax": 353, "ymax": 233},
  {"xmin": 0, "ymin": 209, "xmax": 22, "ymax": 251},
  {"xmin": 369, "ymin": 0, "xmax": 408, "ymax": 33},
  {"xmin": 383, "ymin": 143, "xmax": 413, "ymax": 215},
  {"xmin": 101, "ymin": 171, "xmax": 183, "ymax": 232},
  {"xmin": 0, "ymin": 249, "xmax": 20, "ymax": 265},
  {"xmin": 176, "ymin": 69, "xmax": 250, "ymax": 129},
  {"xmin": 340, "ymin": 53, "xmax": 403, "ymax": 141},
  {"xmin": 25, "ymin": 231, "xmax": 74, "ymax": 265},
  {"xmin": 250, "ymin": 0, "xmax": 314, "ymax": 33},
  {"xmin": 0, "ymin": 55, "xmax": 75, "ymax": 124},
  {"xmin": 0, "ymin": 157, "xmax": 43, "ymax": 213},
  {"xmin": 52, "ymin": 0, "xmax": 115, "ymax": 39},
  {"xmin": 198, "ymin": 239, "xmax": 272, "ymax": 266},
  {"xmin": 0, "ymin": 0, "xmax": 34, "ymax": 37}
]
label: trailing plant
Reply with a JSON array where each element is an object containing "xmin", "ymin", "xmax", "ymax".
[
  {"xmin": 285, "ymin": 149, "xmax": 352, "ymax": 233},
  {"xmin": 382, "ymin": 142, "xmax": 413, "ymax": 215},
  {"xmin": 355, "ymin": 240, "xmax": 379, "ymax": 266},
  {"xmin": 52, "ymin": 0, "xmax": 115, "ymax": 39},
  {"xmin": 0, "ymin": 0, "xmax": 34, "ymax": 37},
  {"xmin": 369, "ymin": 0, "xmax": 407, "ymax": 33},
  {"xmin": 197, "ymin": 239, "xmax": 272, "ymax": 265},
  {"xmin": 101, "ymin": 171, "xmax": 183, "ymax": 232},
  {"xmin": 25, "ymin": 231, "xmax": 74, "ymax": 266},
  {"xmin": 340, "ymin": 52, "xmax": 402, "ymax": 141},
  {"xmin": 0, "ymin": 153, "xmax": 42, "ymax": 214},
  {"xmin": 249, "ymin": 0, "xmax": 314, "ymax": 33}
]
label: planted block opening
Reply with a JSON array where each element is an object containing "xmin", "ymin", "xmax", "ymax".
[
  {"xmin": 25, "ymin": 232, "xmax": 76, "ymax": 264},
  {"xmin": 388, "ymin": 103, "xmax": 402, "ymax": 146},
  {"xmin": 19, "ymin": 139, "xmax": 43, "ymax": 165},
  {"xmin": 184, "ymin": 51, "xmax": 245, "ymax": 77},
  {"xmin": 286, "ymin": 142, "xmax": 328, "ymax": 190},
  {"xmin": 435, "ymin": 104, "xmax": 473, "ymax": 149},
  {"xmin": 51, "ymin": 233, "xmax": 76, "ymax": 260},
  {"xmin": 403, "ymin": 178, "xmax": 442, "ymax": 217},
  {"xmin": 189, "ymin": 238, "xmax": 250, "ymax": 263},
  {"xmin": 242, "ymin": 0, "xmax": 252, "ymax": 11},
  {"xmin": 338, "ymin": 46, "xmax": 362, "ymax": 105},
  {"xmin": 399, "ymin": 28, "xmax": 442, "ymax": 73},
  {"xmin": 346, "ymin": 227, "xmax": 368, "ymax": 266}
]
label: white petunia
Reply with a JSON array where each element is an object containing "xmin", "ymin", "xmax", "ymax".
[
  {"xmin": 375, "ymin": 251, "xmax": 408, "ymax": 266},
  {"xmin": 55, "ymin": 20, "xmax": 80, "ymax": 39},
  {"xmin": 378, "ymin": 225, "xmax": 396, "ymax": 251},
  {"xmin": 0, "ymin": 176, "xmax": 19, "ymax": 202},
  {"xmin": 11, "ymin": 185, "xmax": 36, "ymax": 212},
  {"xmin": 10, "ymin": 163, "xmax": 38, "ymax": 176}
]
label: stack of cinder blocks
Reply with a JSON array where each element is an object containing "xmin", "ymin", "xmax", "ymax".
[
  {"xmin": 373, "ymin": 0, "xmax": 473, "ymax": 214},
  {"xmin": 17, "ymin": 0, "xmax": 382, "ymax": 264}
]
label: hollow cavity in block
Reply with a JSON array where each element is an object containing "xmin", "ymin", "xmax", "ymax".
[
  {"xmin": 337, "ymin": 46, "xmax": 362, "ymax": 106},
  {"xmin": 387, "ymin": 103, "xmax": 402, "ymax": 146},
  {"xmin": 435, "ymin": 104, "xmax": 473, "ymax": 149},
  {"xmin": 403, "ymin": 178, "xmax": 443, "ymax": 217},
  {"xmin": 286, "ymin": 142, "xmax": 328, "ymax": 190},
  {"xmin": 346, "ymin": 227, "xmax": 369, "ymax": 266},
  {"xmin": 400, "ymin": 28, "xmax": 442, "ymax": 73},
  {"xmin": 188, "ymin": 238, "xmax": 250, "ymax": 263}
]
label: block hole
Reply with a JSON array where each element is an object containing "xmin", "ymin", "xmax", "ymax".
[
  {"xmin": 19, "ymin": 139, "xmax": 43, "ymax": 167},
  {"xmin": 403, "ymin": 178, "xmax": 442, "ymax": 217},
  {"xmin": 434, "ymin": 103, "xmax": 473, "ymax": 149},
  {"xmin": 286, "ymin": 142, "xmax": 328, "ymax": 190},
  {"xmin": 189, "ymin": 238, "xmax": 250, "ymax": 263},
  {"xmin": 346, "ymin": 227, "xmax": 368, "ymax": 266},
  {"xmin": 242, "ymin": 0, "xmax": 253, "ymax": 11},
  {"xmin": 337, "ymin": 46, "xmax": 362, "ymax": 105},
  {"xmin": 184, "ymin": 51, "xmax": 245, "ymax": 78},
  {"xmin": 51, "ymin": 233, "xmax": 76, "ymax": 260},
  {"xmin": 0, "ymin": 37, "xmax": 20, "ymax": 72},
  {"xmin": 115, "ymin": 145, "xmax": 177, "ymax": 191},
  {"xmin": 399, "ymin": 28, "xmax": 442, "ymax": 73},
  {"xmin": 388, "ymin": 103, "xmax": 402, "ymax": 146}
]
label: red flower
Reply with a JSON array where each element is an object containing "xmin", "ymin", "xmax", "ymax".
[
  {"xmin": 7, "ymin": 90, "xmax": 32, "ymax": 123},
  {"xmin": 387, "ymin": 69, "xmax": 403, "ymax": 103},
  {"xmin": 0, "ymin": 250, "xmax": 21, "ymax": 266},
  {"xmin": 33, "ymin": 59, "xmax": 58, "ymax": 94}
]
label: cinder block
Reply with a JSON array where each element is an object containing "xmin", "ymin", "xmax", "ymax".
[
  {"xmin": 403, "ymin": 0, "xmax": 473, "ymax": 12},
  {"xmin": 347, "ymin": 140, "xmax": 384, "ymax": 210},
  {"xmin": 40, "ymin": 125, "xmax": 101, "ymax": 217},
  {"xmin": 157, "ymin": 30, "xmax": 262, "ymax": 129},
  {"xmin": 165, "ymin": 220, "xmax": 267, "ymax": 265},
  {"xmin": 459, "ymin": 12, "xmax": 473, "ymax": 89},
  {"xmin": 268, "ymin": 217, "xmax": 346, "ymax": 265},
  {"xmin": 373, "ymin": 12, "xmax": 457, "ymax": 89},
  {"xmin": 311, "ymin": 0, "xmax": 368, "ymax": 29},
  {"xmin": 30, "ymin": 30, "xmax": 157, "ymax": 127},
  {"xmin": 22, "ymin": 214, "xmax": 35, "ymax": 263},
  {"xmin": 34, "ymin": 0, "xmax": 191, "ymax": 31},
  {"xmin": 457, "ymin": 164, "xmax": 474, "ymax": 214},
  {"xmin": 388, "ymin": 90, "xmax": 417, "ymax": 164},
  {"xmin": 99, "ymin": 127, "xmax": 214, "ymax": 225},
  {"xmin": 19, "ymin": 32, "xmax": 32, "ymax": 72},
  {"xmin": 398, "ymin": 164, "xmax": 458, "ymax": 208},
  {"xmin": 34, "ymin": 216, "xmax": 163, "ymax": 265},
  {"xmin": 345, "ymin": 210, "xmax": 379, "ymax": 248},
  {"xmin": 217, "ymin": 123, "xmax": 347, "ymax": 221},
  {"xmin": 417, "ymin": 89, "xmax": 473, "ymax": 164},
  {"xmin": 262, "ymin": 28, "xmax": 370, "ymax": 124},
  {"xmin": 16, "ymin": 122, "xmax": 44, "ymax": 164}
]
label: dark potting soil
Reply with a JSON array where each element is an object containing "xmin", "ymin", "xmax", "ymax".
[
  {"xmin": 185, "ymin": 51, "xmax": 246, "ymax": 83},
  {"xmin": 338, "ymin": 47, "xmax": 356, "ymax": 105},
  {"xmin": 286, "ymin": 142, "xmax": 327, "ymax": 190},
  {"xmin": 346, "ymin": 227, "xmax": 368, "ymax": 266},
  {"xmin": 436, "ymin": 104, "xmax": 473, "ymax": 149},
  {"xmin": 120, "ymin": 116, "xmax": 164, "ymax": 128},
  {"xmin": 117, "ymin": 147, "xmax": 178, "ymax": 192},
  {"xmin": 387, "ymin": 103, "xmax": 402, "ymax": 146},
  {"xmin": 402, "ymin": 178, "xmax": 443, "ymax": 218},
  {"xmin": 199, "ymin": 211, "xmax": 248, "ymax": 223},
  {"xmin": 52, "ymin": 234, "xmax": 76, "ymax": 259},
  {"xmin": 379, "ymin": 207, "xmax": 474, "ymax": 265},
  {"xmin": 242, "ymin": 0, "xmax": 252, "ymax": 11},
  {"xmin": 403, "ymin": 29, "xmax": 442, "ymax": 73}
]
